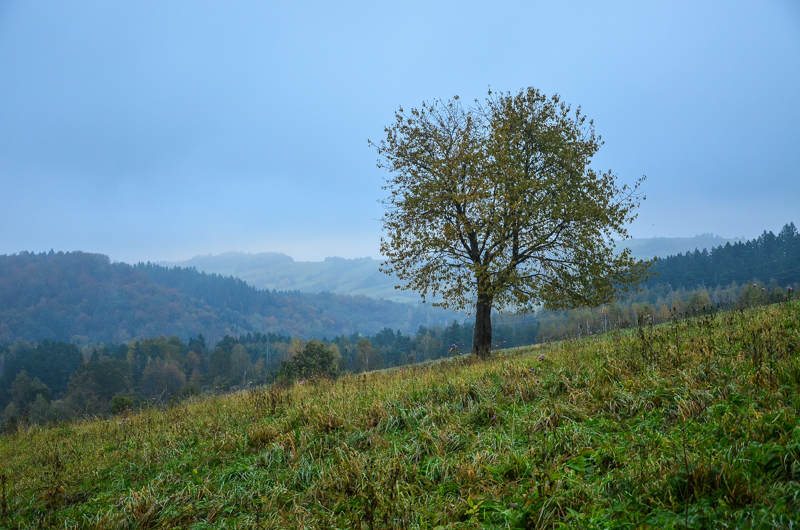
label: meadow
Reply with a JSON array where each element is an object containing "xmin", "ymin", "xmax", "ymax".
[{"xmin": 1, "ymin": 299, "xmax": 799, "ymax": 529}]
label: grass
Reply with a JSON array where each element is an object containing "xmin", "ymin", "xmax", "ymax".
[{"xmin": 1, "ymin": 301, "xmax": 799, "ymax": 528}]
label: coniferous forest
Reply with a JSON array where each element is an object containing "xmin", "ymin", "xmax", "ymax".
[{"xmin": 650, "ymin": 222, "xmax": 800, "ymax": 289}]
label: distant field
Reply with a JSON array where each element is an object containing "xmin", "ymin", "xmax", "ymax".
[{"xmin": 1, "ymin": 299, "xmax": 798, "ymax": 528}]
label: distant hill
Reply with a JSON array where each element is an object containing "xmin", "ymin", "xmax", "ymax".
[
  {"xmin": 165, "ymin": 235, "xmax": 741, "ymax": 302},
  {"xmin": 164, "ymin": 252, "xmax": 420, "ymax": 303},
  {"xmin": 0, "ymin": 251, "xmax": 456, "ymax": 345},
  {"xmin": 4, "ymin": 228, "xmax": 791, "ymax": 347}
]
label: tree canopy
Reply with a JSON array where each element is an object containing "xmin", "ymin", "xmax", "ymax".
[{"xmin": 373, "ymin": 87, "xmax": 651, "ymax": 357}]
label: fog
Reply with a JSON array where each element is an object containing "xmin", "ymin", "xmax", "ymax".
[{"xmin": 1, "ymin": 1, "xmax": 798, "ymax": 262}]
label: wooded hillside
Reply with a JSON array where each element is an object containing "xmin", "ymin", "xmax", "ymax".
[{"xmin": 0, "ymin": 251, "xmax": 455, "ymax": 344}]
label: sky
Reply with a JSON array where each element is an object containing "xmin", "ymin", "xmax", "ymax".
[{"xmin": 1, "ymin": 1, "xmax": 798, "ymax": 263}]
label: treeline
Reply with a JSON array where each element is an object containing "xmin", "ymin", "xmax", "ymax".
[
  {"xmin": 2, "ymin": 223, "xmax": 795, "ymax": 346},
  {"xmin": 529, "ymin": 222, "xmax": 800, "ymax": 341},
  {"xmin": 0, "ymin": 313, "xmax": 544, "ymax": 429},
  {"xmin": 650, "ymin": 223, "xmax": 800, "ymax": 289},
  {"xmin": 0, "ymin": 333, "xmax": 270, "ymax": 428},
  {"xmin": 0, "ymin": 251, "xmax": 455, "ymax": 345},
  {"xmin": 534, "ymin": 280, "xmax": 797, "ymax": 342}
]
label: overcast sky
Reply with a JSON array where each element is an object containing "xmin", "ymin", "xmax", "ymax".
[{"xmin": 1, "ymin": 1, "xmax": 798, "ymax": 263}]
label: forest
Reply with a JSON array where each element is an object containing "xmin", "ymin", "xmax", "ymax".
[
  {"xmin": 650, "ymin": 222, "xmax": 800, "ymax": 289},
  {"xmin": 0, "ymin": 321, "xmax": 539, "ymax": 429},
  {"xmin": 0, "ymin": 251, "xmax": 455, "ymax": 345},
  {"xmin": 0, "ymin": 223, "xmax": 798, "ymax": 430}
]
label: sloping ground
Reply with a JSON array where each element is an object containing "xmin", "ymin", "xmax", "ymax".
[{"xmin": 1, "ymin": 301, "xmax": 799, "ymax": 528}]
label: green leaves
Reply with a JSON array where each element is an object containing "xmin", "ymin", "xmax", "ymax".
[{"xmin": 375, "ymin": 87, "xmax": 652, "ymax": 355}]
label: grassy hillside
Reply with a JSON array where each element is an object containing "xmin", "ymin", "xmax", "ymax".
[{"xmin": 1, "ymin": 301, "xmax": 799, "ymax": 528}]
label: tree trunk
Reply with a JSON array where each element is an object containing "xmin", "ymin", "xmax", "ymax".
[{"xmin": 473, "ymin": 293, "xmax": 493, "ymax": 359}]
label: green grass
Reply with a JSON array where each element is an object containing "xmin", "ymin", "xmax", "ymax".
[{"xmin": 1, "ymin": 301, "xmax": 799, "ymax": 529}]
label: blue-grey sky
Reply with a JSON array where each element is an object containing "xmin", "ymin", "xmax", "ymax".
[{"xmin": 1, "ymin": 1, "xmax": 798, "ymax": 263}]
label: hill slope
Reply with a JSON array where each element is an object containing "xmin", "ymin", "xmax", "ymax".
[
  {"xmin": 1, "ymin": 300, "xmax": 798, "ymax": 527},
  {"xmin": 0, "ymin": 251, "xmax": 456, "ymax": 344}
]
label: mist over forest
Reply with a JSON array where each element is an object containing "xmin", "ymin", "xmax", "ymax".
[
  {"xmin": 0, "ymin": 252, "xmax": 457, "ymax": 345},
  {"xmin": 2, "ymin": 227, "xmax": 797, "ymax": 348},
  {"xmin": 160, "ymin": 234, "xmax": 742, "ymax": 304}
]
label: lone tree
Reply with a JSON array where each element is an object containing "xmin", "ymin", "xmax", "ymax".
[{"xmin": 372, "ymin": 87, "xmax": 651, "ymax": 358}]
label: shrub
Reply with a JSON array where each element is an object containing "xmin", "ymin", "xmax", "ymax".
[{"xmin": 110, "ymin": 394, "xmax": 140, "ymax": 415}]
